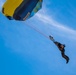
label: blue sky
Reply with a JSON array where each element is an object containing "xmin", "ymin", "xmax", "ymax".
[{"xmin": 0, "ymin": 0, "xmax": 76, "ymax": 75}]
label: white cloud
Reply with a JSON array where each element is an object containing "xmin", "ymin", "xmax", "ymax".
[{"xmin": 35, "ymin": 13, "xmax": 76, "ymax": 40}]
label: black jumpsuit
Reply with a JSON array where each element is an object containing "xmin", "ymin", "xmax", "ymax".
[{"xmin": 54, "ymin": 42, "xmax": 69, "ymax": 63}]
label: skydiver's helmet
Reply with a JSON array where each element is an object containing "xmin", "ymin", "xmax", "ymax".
[
  {"xmin": 63, "ymin": 44, "xmax": 65, "ymax": 47},
  {"xmin": 59, "ymin": 44, "xmax": 66, "ymax": 49}
]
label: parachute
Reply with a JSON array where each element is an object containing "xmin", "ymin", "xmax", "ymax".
[{"xmin": 2, "ymin": 0, "xmax": 43, "ymax": 21}]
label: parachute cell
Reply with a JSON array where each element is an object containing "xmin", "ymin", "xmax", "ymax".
[{"xmin": 2, "ymin": 0, "xmax": 43, "ymax": 21}]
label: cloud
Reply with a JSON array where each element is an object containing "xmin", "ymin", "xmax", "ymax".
[{"xmin": 35, "ymin": 13, "xmax": 76, "ymax": 40}]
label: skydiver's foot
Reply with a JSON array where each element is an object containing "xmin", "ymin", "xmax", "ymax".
[{"xmin": 66, "ymin": 57, "xmax": 69, "ymax": 64}]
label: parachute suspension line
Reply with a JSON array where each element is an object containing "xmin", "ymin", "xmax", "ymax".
[{"xmin": 25, "ymin": 23, "xmax": 50, "ymax": 39}]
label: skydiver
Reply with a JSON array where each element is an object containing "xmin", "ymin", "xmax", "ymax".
[{"xmin": 49, "ymin": 35, "xmax": 69, "ymax": 64}]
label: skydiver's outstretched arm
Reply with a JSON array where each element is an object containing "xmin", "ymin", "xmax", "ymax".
[{"xmin": 49, "ymin": 36, "xmax": 55, "ymax": 42}]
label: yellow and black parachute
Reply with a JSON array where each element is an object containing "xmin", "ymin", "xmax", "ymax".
[{"xmin": 2, "ymin": 0, "xmax": 43, "ymax": 21}]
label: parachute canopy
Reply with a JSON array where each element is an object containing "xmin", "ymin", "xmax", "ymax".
[{"xmin": 2, "ymin": 0, "xmax": 43, "ymax": 21}]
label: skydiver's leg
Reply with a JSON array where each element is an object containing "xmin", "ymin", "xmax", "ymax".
[{"xmin": 61, "ymin": 50, "xmax": 69, "ymax": 63}]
